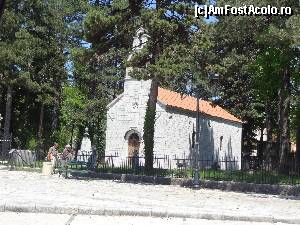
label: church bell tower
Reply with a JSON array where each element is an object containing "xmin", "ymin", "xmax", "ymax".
[{"xmin": 125, "ymin": 27, "xmax": 150, "ymax": 79}]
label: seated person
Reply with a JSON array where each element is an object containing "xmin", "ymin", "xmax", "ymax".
[
  {"xmin": 47, "ymin": 142, "xmax": 59, "ymax": 173},
  {"xmin": 62, "ymin": 144, "xmax": 73, "ymax": 162},
  {"xmin": 47, "ymin": 143, "xmax": 59, "ymax": 162}
]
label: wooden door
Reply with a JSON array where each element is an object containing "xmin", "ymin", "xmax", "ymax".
[
  {"xmin": 128, "ymin": 133, "xmax": 140, "ymax": 168},
  {"xmin": 128, "ymin": 133, "xmax": 140, "ymax": 157}
]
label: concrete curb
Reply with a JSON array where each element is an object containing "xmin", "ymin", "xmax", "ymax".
[
  {"xmin": 1, "ymin": 204, "xmax": 300, "ymax": 224},
  {"xmin": 69, "ymin": 170, "xmax": 300, "ymax": 197}
]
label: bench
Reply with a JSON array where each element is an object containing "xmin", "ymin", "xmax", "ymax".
[{"xmin": 57, "ymin": 159, "xmax": 96, "ymax": 178}]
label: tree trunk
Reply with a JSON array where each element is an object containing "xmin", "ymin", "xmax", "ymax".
[
  {"xmin": 0, "ymin": 0, "xmax": 5, "ymax": 21},
  {"xmin": 265, "ymin": 100, "xmax": 273, "ymax": 163},
  {"xmin": 277, "ymin": 87, "xmax": 283, "ymax": 166},
  {"xmin": 143, "ymin": 79, "xmax": 158, "ymax": 173},
  {"xmin": 50, "ymin": 78, "xmax": 61, "ymax": 142},
  {"xmin": 2, "ymin": 85, "xmax": 12, "ymax": 156},
  {"xmin": 279, "ymin": 69, "xmax": 291, "ymax": 172},
  {"xmin": 51, "ymin": 104, "xmax": 58, "ymax": 131},
  {"xmin": 36, "ymin": 103, "xmax": 45, "ymax": 159},
  {"xmin": 296, "ymin": 127, "xmax": 300, "ymax": 168},
  {"xmin": 70, "ymin": 122, "xmax": 75, "ymax": 149},
  {"xmin": 257, "ymin": 125, "xmax": 264, "ymax": 161},
  {"xmin": 51, "ymin": 98, "xmax": 59, "ymax": 142}
]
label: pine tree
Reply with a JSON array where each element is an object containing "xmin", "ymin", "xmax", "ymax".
[
  {"xmin": 0, "ymin": 0, "xmax": 87, "ymax": 156},
  {"xmin": 0, "ymin": 0, "xmax": 27, "ymax": 154}
]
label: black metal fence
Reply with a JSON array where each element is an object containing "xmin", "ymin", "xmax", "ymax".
[
  {"xmin": 58, "ymin": 152, "xmax": 300, "ymax": 186},
  {"xmin": 2, "ymin": 150, "xmax": 300, "ymax": 186}
]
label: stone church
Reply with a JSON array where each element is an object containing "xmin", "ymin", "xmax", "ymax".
[{"xmin": 105, "ymin": 28, "xmax": 243, "ymax": 169}]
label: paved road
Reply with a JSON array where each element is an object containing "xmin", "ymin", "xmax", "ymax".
[
  {"xmin": 0, "ymin": 168, "xmax": 300, "ymax": 224},
  {"xmin": 0, "ymin": 212, "xmax": 291, "ymax": 225}
]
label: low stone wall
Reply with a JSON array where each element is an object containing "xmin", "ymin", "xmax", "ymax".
[{"xmin": 69, "ymin": 170, "xmax": 300, "ymax": 197}]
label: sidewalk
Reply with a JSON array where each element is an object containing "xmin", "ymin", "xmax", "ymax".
[{"xmin": 0, "ymin": 168, "xmax": 300, "ymax": 224}]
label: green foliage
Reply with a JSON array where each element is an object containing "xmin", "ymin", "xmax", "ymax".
[
  {"xmin": 71, "ymin": 45, "xmax": 120, "ymax": 153},
  {"xmin": 0, "ymin": 0, "xmax": 87, "ymax": 153},
  {"xmin": 57, "ymin": 86, "xmax": 85, "ymax": 147},
  {"xmin": 26, "ymin": 137, "xmax": 38, "ymax": 151},
  {"xmin": 61, "ymin": 86, "xmax": 86, "ymax": 126},
  {"xmin": 208, "ymin": 0, "xmax": 300, "ymax": 159}
]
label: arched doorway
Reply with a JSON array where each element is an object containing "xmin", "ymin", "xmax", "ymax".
[
  {"xmin": 128, "ymin": 133, "xmax": 140, "ymax": 157},
  {"xmin": 127, "ymin": 133, "xmax": 140, "ymax": 168}
]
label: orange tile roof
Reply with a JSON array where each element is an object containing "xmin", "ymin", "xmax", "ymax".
[{"xmin": 157, "ymin": 87, "xmax": 242, "ymax": 123}]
